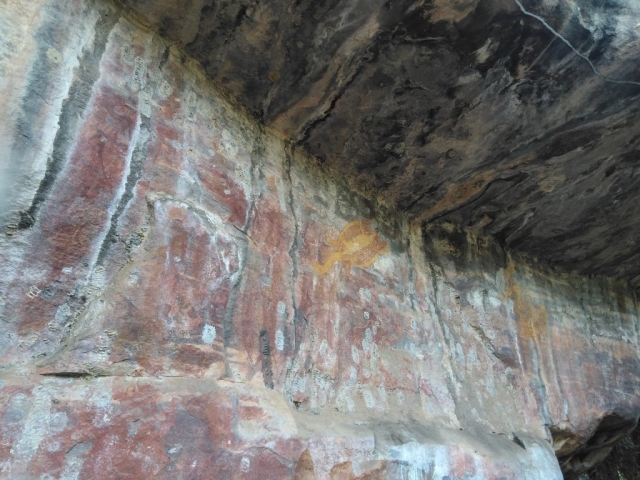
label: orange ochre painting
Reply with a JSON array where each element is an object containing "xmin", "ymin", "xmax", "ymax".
[{"xmin": 312, "ymin": 220, "xmax": 389, "ymax": 275}]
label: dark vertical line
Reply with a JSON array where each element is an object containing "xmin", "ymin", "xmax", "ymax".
[
  {"xmin": 95, "ymin": 117, "xmax": 150, "ymax": 266},
  {"xmin": 222, "ymin": 125, "xmax": 264, "ymax": 378},
  {"xmin": 259, "ymin": 328, "xmax": 274, "ymax": 389},
  {"xmin": 16, "ymin": 7, "xmax": 120, "ymax": 230},
  {"xmin": 284, "ymin": 142, "xmax": 300, "ymax": 353}
]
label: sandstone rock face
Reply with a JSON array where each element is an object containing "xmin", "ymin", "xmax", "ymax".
[
  {"xmin": 0, "ymin": 0, "xmax": 639, "ymax": 479},
  {"xmin": 119, "ymin": 0, "xmax": 640, "ymax": 285}
]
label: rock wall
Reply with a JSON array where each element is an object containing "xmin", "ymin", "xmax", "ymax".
[
  {"xmin": 118, "ymin": 0, "xmax": 640, "ymax": 285},
  {"xmin": 0, "ymin": 1, "xmax": 638, "ymax": 478}
]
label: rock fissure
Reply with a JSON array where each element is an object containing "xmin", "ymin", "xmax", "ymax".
[
  {"xmin": 284, "ymin": 143, "xmax": 300, "ymax": 354},
  {"xmin": 298, "ymin": 32, "xmax": 386, "ymax": 146}
]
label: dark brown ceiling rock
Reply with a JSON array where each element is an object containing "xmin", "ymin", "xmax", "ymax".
[{"xmin": 120, "ymin": 0, "xmax": 640, "ymax": 286}]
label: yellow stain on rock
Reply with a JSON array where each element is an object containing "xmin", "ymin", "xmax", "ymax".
[
  {"xmin": 501, "ymin": 262, "xmax": 549, "ymax": 341},
  {"xmin": 512, "ymin": 283, "xmax": 549, "ymax": 342},
  {"xmin": 313, "ymin": 220, "xmax": 388, "ymax": 275}
]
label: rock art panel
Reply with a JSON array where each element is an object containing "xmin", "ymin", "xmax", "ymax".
[
  {"xmin": 0, "ymin": 0, "xmax": 638, "ymax": 479},
  {"xmin": 118, "ymin": 0, "xmax": 640, "ymax": 285},
  {"xmin": 312, "ymin": 220, "xmax": 389, "ymax": 276}
]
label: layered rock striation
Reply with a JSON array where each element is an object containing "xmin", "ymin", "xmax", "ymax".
[{"xmin": 0, "ymin": 0, "xmax": 639, "ymax": 478}]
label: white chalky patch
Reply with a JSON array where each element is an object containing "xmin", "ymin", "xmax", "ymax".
[
  {"xmin": 378, "ymin": 385, "xmax": 387, "ymax": 402},
  {"xmin": 362, "ymin": 328, "xmax": 373, "ymax": 352},
  {"xmin": 275, "ymin": 329, "xmax": 285, "ymax": 351},
  {"xmin": 468, "ymin": 348, "xmax": 479, "ymax": 366},
  {"xmin": 127, "ymin": 271, "xmax": 140, "ymax": 286},
  {"xmin": 26, "ymin": 285, "xmax": 41, "ymax": 299},
  {"xmin": 276, "ymin": 177, "xmax": 287, "ymax": 212},
  {"xmin": 221, "ymin": 130, "xmax": 239, "ymax": 157},
  {"xmin": 365, "ymin": 328, "xmax": 373, "ymax": 342},
  {"xmin": 389, "ymin": 443, "xmax": 451, "ymax": 479},
  {"xmin": 132, "ymin": 57, "xmax": 146, "ymax": 90},
  {"xmin": 373, "ymin": 255, "xmax": 394, "ymax": 273},
  {"xmin": 49, "ymin": 412, "xmax": 68, "ymax": 433},
  {"xmin": 157, "ymin": 80, "xmax": 173, "ymax": 99},
  {"xmin": 277, "ymin": 301, "xmax": 287, "ymax": 318},
  {"xmin": 488, "ymin": 293, "xmax": 502, "ymax": 308},
  {"xmin": 235, "ymin": 165, "xmax": 250, "ymax": 188},
  {"xmin": 12, "ymin": 386, "xmax": 51, "ymax": 465},
  {"xmin": 349, "ymin": 366, "xmax": 358, "ymax": 384},
  {"xmin": 139, "ymin": 89, "xmax": 152, "ymax": 118},
  {"xmin": 359, "ymin": 288, "xmax": 372, "ymax": 301},
  {"xmin": 202, "ymin": 324, "xmax": 216, "ymax": 345},
  {"xmin": 351, "ymin": 345, "xmax": 360, "ymax": 364},
  {"xmin": 240, "ymin": 457, "xmax": 250, "ymax": 472},
  {"xmin": 46, "ymin": 440, "xmax": 61, "ymax": 453},
  {"xmin": 319, "ymin": 339, "xmax": 328, "ymax": 357},
  {"xmin": 90, "ymin": 389, "xmax": 113, "ymax": 427},
  {"xmin": 60, "ymin": 440, "xmax": 92, "ymax": 480},
  {"xmin": 54, "ymin": 304, "xmax": 72, "ymax": 325},
  {"xmin": 363, "ymin": 389, "xmax": 375, "ymax": 408},
  {"xmin": 370, "ymin": 354, "xmax": 378, "ymax": 371},
  {"xmin": 468, "ymin": 290, "xmax": 485, "ymax": 312},
  {"xmin": 345, "ymin": 394, "xmax": 355, "ymax": 412},
  {"xmin": 294, "ymin": 376, "xmax": 306, "ymax": 393}
]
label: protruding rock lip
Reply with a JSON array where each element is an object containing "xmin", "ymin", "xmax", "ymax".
[
  {"xmin": 554, "ymin": 414, "xmax": 640, "ymax": 477},
  {"xmin": 117, "ymin": 0, "xmax": 640, "ymax": 285}
]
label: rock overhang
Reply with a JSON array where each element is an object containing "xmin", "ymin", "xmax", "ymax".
[{"xmin": 118, "ymin": 0, "xmax": 640, "ymax": 286}]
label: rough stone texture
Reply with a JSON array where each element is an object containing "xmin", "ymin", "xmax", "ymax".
[
  {"xmin": 587, "ymin": 424, "xmax": 640, "ymax": 480},
  {"xmin": 120, "ymin": 0, "xmax": 640, "ymax": 285},
  {"xmin": 1, "ymin": 0, "xmax": 639, "ymax": 479}
]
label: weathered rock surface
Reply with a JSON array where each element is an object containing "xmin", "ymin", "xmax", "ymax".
[
  {"xmin": 0, "ymin": 0, "xmax": 639, "ymax": 479},
  {"xmin": 120, "ymin": 0, "xmax": 640, "ymax": 285}
]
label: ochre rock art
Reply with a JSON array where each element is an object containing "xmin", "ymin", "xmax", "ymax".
[
  {"xmin": 2, "ymin": 0, "xmax": 640, "ymax": 478},
  {"xmin": 312, "ymin": 220, "xmax": 388, "ymax": 275}
]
